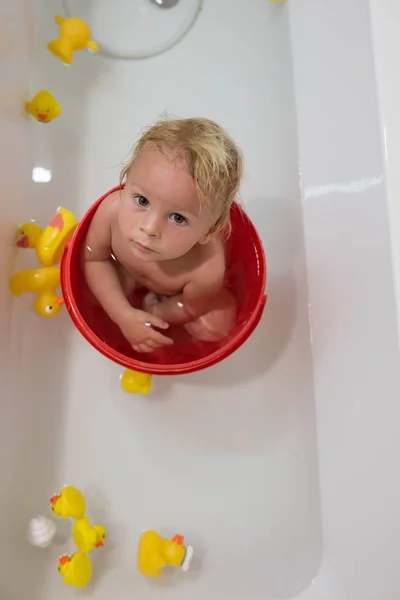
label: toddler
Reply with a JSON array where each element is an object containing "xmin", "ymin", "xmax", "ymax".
[{"xmin": 84, "ymin": 117, "xmax": 242, "ymax": 353}]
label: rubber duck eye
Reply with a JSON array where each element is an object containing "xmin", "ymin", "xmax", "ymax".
[
  {"xmin": 45, "ymin": 306, "xmax": 53, "ymax": 314},
  {"xmin": 20, "ymin": 230, "xmax": 24, "ymax": 235},
  {"xmin": 46, "ymin": 109, "xmax": 49, "ymax": 113}
]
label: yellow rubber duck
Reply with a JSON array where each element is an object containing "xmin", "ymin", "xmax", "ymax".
[
  {"xmin": 73, "ymin": 517, "xmax": 106, "ymax": 554},
  {"xmin": 121, "ymin": 369, "xmax": 152, "ymax": 394},
  {"xmin": 35, "ymin": 207, "xmax": 78, "ymax": 267},
  {"xmin": 15, "ymin": 208, "xmax": 78, "ymax": 266},
  {"xmin": 137, "ymin": 531, "xmax": 194, "ymax": 578},
  {"xmin": 50, "ymin": 486, "xmax": 86, "ymax": 520},
  {"xmin": 58, "ymin": 552, "xmax": 92, "ymax": 588},
  {"xmin": 10, "ymin": 267, "xmax": 63, "ymax": 317},
  {"xmin": 26, "ymin": 90, "xmax": 61, "ymax": 123},
  {"xmin": 11, "ymin": 208, "xmax": 78, "ymax": 317},
  {"xmin": 16, "ymin": 222, "xmax": 43, "ymax": 248},
  {"xmin": 48, "ymin": 16, "xmax": 99, "ymax": 65}
]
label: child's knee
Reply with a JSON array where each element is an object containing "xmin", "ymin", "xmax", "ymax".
[{"xmin": 184, "ymin": 289, "xmax": 236, "ymax": 342}]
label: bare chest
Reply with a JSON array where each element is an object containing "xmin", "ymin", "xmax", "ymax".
[{"xmin": 111, "ymin": 234, "xmax": 192, "ymax": 296}]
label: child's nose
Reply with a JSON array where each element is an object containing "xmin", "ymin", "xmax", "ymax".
[{"xmin": 140, "ymin": 214, "xmax": 161, "ymax": 238}]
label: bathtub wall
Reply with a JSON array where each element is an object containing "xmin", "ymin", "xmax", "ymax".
[
  {"xmin": 0, "ymin": 2, "xmax": 73, "ymax": 597},
  {"xmin": 0, "ymin": 2, "xmax": 36, "ymax": 597},
  {"xmin": 289, "ymin": 0, "xmax": 400, "ymax": 598},
  {"xmin": 0, "ymin": 2, "xmax": 31, "ymax": 379}
]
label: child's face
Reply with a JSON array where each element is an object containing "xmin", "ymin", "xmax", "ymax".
[{"xmin": 118, "ymin": 144, "xmax": 217, "ymax": 262}]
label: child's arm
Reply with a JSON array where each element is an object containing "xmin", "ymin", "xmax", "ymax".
[
  {"xmin": 148, "ymin": 282, "xmax": 222, "ymax": 325},
  {"xmin": 148, "ymin": 260, "xmax": 225, "ymax": 325},
  {"xmin": 84, "ymin": 197, "xmax": 172, "ymax": 352},
  {"xmin": 84, "ymin": 197, "xmax": 135, "ymax": 324}
]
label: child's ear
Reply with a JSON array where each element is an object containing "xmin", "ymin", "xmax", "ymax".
[
  {"xmin": 199, "ymin": 231, "xmax": 213, "ymax": 245},
  {"xmin": 199, "ymin": 226, "xmax": 218, "ymax": 245},
  {"xmin": 199, "ymin": 222, "xmax": 226, "ymax": 245},
  {"xmin": 199, "ymin": 219, "xmax": 230, "ymax": 245}
]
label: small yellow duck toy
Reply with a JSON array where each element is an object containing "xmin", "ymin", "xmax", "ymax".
[
  {"xmin": 26, "ymin": 90, "xmax": 61, "ymax": 123},
  {"xmin": 73, "ymin": 517, "xmax": 106, "ymax": 554},
  {"xmin": 10, "ymin": 267, "xmax": 64, "ymax": 317},
  {"xmin": 121, "ymin": 369, "xmax": 152, "ymax": 394},
  {"xmin": 35, "ymin": 208, "xmax": 78, "ymax": 267},
  {"xmin": 50, "ymin": 486, "xmax": 86, "ymax": 520},
  {"xmin": 16, "ymin": 222, "xmax": 43, "ymax": 248},
  {"xmin": 48, "ymin": 16, "xmax": 99, "ymax": 65},
  {"xmin": 11, "ymin": 207, "xmax": 78, "ymax": 317},
  {"xmin": 137, "ymin": 531, "xmax": 194, "ymax": 578},
  {"xmin": 58, "ymin": 552, "xmax": 92, "ymax": 588},
  {"xmin": 16, "ymin": 208, "xmax": 78, "ymax": 266}
]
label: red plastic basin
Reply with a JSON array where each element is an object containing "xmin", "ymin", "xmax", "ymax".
[{"xmin": 60, "ymin": 186, "xmax": 267, "ymax": 375}]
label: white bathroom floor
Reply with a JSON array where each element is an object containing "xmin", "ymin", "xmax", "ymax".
[{"xmin": 21, "ymin": 0, "xmax": 322, "ymax": 598}]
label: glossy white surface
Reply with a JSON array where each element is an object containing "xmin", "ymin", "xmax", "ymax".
[
  {"xmin": 2, "ymin": 0, "xmax": 400, "ymax": 598},
  {"xmin": 290, "ymin": 0, "xmax": 400, "ymax": 598},
  {"xmin": 2, "ymin": 0, "xmax": 320, "ymax": 598}
]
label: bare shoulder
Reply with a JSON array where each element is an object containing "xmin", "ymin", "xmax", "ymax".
[
  {"xmin": 85, "ymin": 191, "xmax": 120, "ymax": 260},
  {"xmin": 87, "ymin": 191, "xmax": 120, "ymax": 236},
  {"xmin": 93, "ymin": 190, "xmax": 120, "ymax": 224}
]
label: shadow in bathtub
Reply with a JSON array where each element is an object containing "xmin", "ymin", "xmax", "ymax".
[
  {"xmin": 184, "ymin": 269, "xmax": 297, "ymax": 390},
  {"xmin": 156, "ymin": 194, "xmax": 305, "ymax": 393},
  {"xmin": 110, "ymin": 267, "xmax": 297, "ymax": 400},
  {"xmin": 125, "ymin": 195, "xmax": 313, "ymax": 455}
]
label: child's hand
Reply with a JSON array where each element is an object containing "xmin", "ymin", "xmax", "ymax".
[{"xmin": 119, "ymin": 309, "xmax": 172, "ymax": 353}]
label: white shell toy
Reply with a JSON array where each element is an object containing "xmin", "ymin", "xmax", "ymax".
[
  {"xmin": 181, "ymin": 545, "xmax": 194, "ymax": 572},
  {"xmin": 28, "ymin": 516, "xmax": 57, "ymax": 548}
]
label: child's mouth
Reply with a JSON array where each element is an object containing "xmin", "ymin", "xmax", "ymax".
[{"xmin": 133, "ymin": 241, "xmax": 156, "ymax": 254}]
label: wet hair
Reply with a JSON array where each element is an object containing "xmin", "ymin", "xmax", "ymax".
[{"xmin": 120, "ymin": 117, "xmax": 243, "ymax": 238}]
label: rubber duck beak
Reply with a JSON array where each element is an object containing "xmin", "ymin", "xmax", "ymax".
[
  {"xmin": 95, "ymin": 541, "xmax": 104, "ymax": 548},
  {"xmin": 172, "ymin": 535, "xmax": 184, "ymax": 546},
  {"xmin": 59, "ymin": 555, "xmax": 69, "ymax": 567},
  {"xmin": 16, "ymin": 236, "xmax": 28, "ymax": 248},
  {"xmin": 54, "ymin": 297, "xmax": 64, "ymax": 305},
  {"xmin": 50, "ymin": 495, "xmax": 59, "ymax": 506}
]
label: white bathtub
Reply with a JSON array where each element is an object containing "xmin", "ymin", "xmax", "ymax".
[{"xmin": 1, "ymin": 0, "xmax": 399, "ymax": 598}]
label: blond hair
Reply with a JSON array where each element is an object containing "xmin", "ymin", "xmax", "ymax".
[{"xmin": 120, "ymin": 117, "xmax": 243, "ymax": 237}]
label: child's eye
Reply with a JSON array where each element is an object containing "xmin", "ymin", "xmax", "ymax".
[
  {"xmin": 170, "ymin": 213, "xmax": 187, "ymax": 226},
  {"xmin": 134, "ymin": 195, "xmax": 149, "ymax": 207}
]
